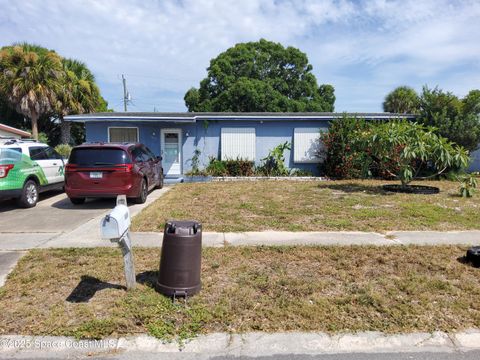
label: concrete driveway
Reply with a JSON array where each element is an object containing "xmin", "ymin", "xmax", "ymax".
[
  {"xmin": 0, "ymin": 187, "xmax": 171, "ymax": 250},
  {"xmin": 0, "ymin": 190, "xmax": 118, "ymax": 233}
]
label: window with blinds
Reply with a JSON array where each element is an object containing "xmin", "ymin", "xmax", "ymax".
[
  {"xmin": 221, "ymin": 128, "xmax": 256, "ymax": 161},
  {"xmin": 293, "ymin": 128, "xmax": 323, "ymax": 163},
  {"xmin": 108, "ymin": 127, "xmax": 139, "ymax": 143}
]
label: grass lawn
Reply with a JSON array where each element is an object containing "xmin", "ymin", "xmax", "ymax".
[
  {"xmin": 0, "ymin": 246, "xmax": 479, "ymax": 340},
  {"xmin": 131, "ymin": 180, "xmax": 480, "ymax": 232}
]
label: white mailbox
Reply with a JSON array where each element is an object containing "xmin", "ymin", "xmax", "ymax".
[{"xmin": 101, "ymin": 204, "xmax": 131, "ymax": 240}]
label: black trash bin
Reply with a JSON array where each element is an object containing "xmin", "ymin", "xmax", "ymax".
[
  {"xmin": 466, "ymin": 246, "xmax": 480, "ymax": 267},
  {"xmin": 156, "ymin": 220, "xmax": 202, "ymax": 297}
]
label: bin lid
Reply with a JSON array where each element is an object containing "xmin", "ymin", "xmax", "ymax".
[{"xmin": 166, "ymin": 220, "xmax": 201, "ymax": 235}]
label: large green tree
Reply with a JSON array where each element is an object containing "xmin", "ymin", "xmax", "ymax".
[
  {"xmin": 56, "ymin": 59, "xmax": 105, "ymax": 144},
  {"xmin": 382, "ymin": 86, "xmax": 420, "ymax": 114},
  {"xmin": 184, "ymin": 39, "xmax": 335, "ymax": 112},
  {"xmin": 0, "ymin": 43, "xmax": 63, "ymax": 140},
  {"xmin": 418, "ymin": 86, "xmax": 480, "ymax": 152}
]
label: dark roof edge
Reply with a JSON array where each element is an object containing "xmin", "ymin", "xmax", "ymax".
[{"xmin": 64, "ymin": 112, "xmax": 417, "ymax": 123}]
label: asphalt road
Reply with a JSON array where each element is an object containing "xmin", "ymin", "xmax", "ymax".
[{"xmin": 0, "ymin": 190, "xmax": 120, "ymax": 233}]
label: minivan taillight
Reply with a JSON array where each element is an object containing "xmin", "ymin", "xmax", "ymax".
[
  {"xmin": 115, "ymin": 164, "xmax": 133, "ymax": 172},
  {"xmin": 65, "ymin": 163, "xmax": 77, "ymax": 173},
  {"xmin": 0, "ymin": 164, "xmax": 14, "ymax": 178}
]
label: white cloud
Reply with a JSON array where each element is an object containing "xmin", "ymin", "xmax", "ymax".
[{"xmin": 0, "ymin": 0, "xmax": 478, "ymax": 112}]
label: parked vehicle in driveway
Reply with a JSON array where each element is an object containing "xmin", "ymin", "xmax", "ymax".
[
  {"xmin": 0, "ymin": 139, "xmax": 65, "ymax": 208},
  {"xmin": 65, "ymin": 143, "xmax": 163, "ymax": 205}
]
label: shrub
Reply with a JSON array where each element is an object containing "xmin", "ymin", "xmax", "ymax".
[
  {"xmin": 369, "ymin": 121, "xmax": 469, "ymax": 186},
  {"xmin": 224, "ymin": 158, "xmax": 255, "ymax": 176},
  {"xmin": 459, "ymin": 175, "xmax": 477, "ymax": 198},
  {"xmin": 205, "ymin": 157, "xmax": 227, "ymax": 176},
  {"xmin": 186, "ymin": 148, "xmax": 207, "ymax": 176},
  {"xmin": 206, "ymin": 157, "xmax": 254, "ymax": 176},
  {"xmin": 38, "ymin": 132, "xmax": 49, "ymax": 145},
  {"xmin": 54, "ymin": 144, "xmax": 72, "ymax": 159},
  {"xmin": 320, "ymin": 117, "xmax": 379, "ymax": 179},
  {"xmin": 321, "ymin": 118, "xmax": 470, "ymax": 185},
  {"xmin": 257, "ymin": 142, "xmax": 291, "ymax": 176}
]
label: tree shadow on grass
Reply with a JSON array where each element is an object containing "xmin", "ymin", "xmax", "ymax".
[
  {"xmin": 66, "ymin": 275, "xmax": 126, "ymax": 303},
  {"xmin": 318, "ymin": 182, "xmax": 393, "ymax": 195}
]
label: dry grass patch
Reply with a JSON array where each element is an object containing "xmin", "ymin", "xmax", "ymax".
[
  {"xmin": 132, "ymin": 180, "xmax": 480, "ymax": 232},
  {"xmin": 0, "ymin": 246, "xmax": 479, "ymax": 340}
]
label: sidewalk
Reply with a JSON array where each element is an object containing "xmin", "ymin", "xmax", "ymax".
[{"xmin": 1, "ymin": 230, "xmax": 480, "ymax": 250}]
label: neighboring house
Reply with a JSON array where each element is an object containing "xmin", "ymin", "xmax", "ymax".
[
  {"xmin": 0, "ymin": 123, "xmax": 31, "ymax": 142},
  {"xmin": 65, "ymin": 112, "xmax": 418, "ymax": 177}
]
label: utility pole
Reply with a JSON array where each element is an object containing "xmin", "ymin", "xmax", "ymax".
[{"xmin": 122, "ymin": 74, "xmax": 128, "ymax": 112}]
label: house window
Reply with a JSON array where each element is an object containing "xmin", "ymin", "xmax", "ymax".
[
  {"xmin": 108, "ymin": 127, "xmax": 139, "ymax": 143},
  {"xmin": 221, "ymin": 128, "xmax": 256, "ymax": 161},
  {"xmin": 293, "ymin": 128, "xmax": 323, "ymax": 163}
]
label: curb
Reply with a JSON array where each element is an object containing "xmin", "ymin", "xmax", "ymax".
[{"xmin": 1, "ymin": 330, "xmax": 480, "ymax": 355}]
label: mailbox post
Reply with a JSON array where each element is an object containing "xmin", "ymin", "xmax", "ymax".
[{"xmin": 100, "ymin": 195, "xmax": 136, "ymax": 290}]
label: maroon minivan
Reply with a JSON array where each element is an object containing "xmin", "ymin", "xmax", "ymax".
[{"xmin": 65, "ymin": 143, "xmax": 163, "ymax": 205}]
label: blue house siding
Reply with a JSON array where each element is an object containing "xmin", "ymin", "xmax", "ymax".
[
  {"xmin": 85, "ymin": 119, "xmax": 329, "ymax": 175},
  {"xmin": 470, "ymin": 149, "xmax": 480, "ymax": 172}
]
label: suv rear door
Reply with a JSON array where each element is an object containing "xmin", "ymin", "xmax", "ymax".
[{"xmin": 29, "ymin": 146, "xmax": 64, "ymax": 185}]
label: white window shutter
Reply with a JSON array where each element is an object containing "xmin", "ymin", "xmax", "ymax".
[
  {"xmin": 221, "ymin": 128, "xmax": 256, "ymax": 161},
  {"xmin": 293, "ymin": 128, "xmax": 323, "ymax": 163}
]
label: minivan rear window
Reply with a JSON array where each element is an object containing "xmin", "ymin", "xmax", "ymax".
[{"xmin": 69, "ymin": 148, "xmax": 131, "ymax": 166}]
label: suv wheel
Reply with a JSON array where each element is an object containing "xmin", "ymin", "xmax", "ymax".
[
  {"xmin": 70, "ymin": 197, "xmax": 86, "ymax": 205},
  {"xmin": 134, "ymin": 178, "xmax": 148, "ymax": 204},
  {"xmin": 18, "ymin": 180, "xmax": 38, "ymax": 208}
]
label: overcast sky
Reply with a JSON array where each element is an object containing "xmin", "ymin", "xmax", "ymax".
[{"xmin": 1, "ymin": 0, "xmax": 479, "ymax": 113}]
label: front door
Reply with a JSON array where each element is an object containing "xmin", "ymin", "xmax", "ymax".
[{"xmin": 161, "ymin": 129, "xmax": 182, "ymax": 176}]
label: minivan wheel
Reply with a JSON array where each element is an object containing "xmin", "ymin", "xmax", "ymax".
[
  {"xmin": 157, "ymin": 170, "xmax": 164, "ymax": 189},
  {"xmin": 134, "ymin": 179, "xmax": 148, "ymax": 204},
  {"xmin": 18, "ymin": 180, "xmax": 38, "ymax": 208},
  {"xmin": 70, "ymin": 197, "xmax": 86, "ymax": 205}
]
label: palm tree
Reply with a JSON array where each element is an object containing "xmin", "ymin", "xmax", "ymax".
[
  {"xmin": 57, "ymin": 59, "xmax": 102, "ymax": 144},
  {"xmin": 0, "ymin": 43, "xmax": 63, "ymax": 140},
  {"xmin": 383, "ymin": 86, "xmax": 420, "ymax": 114}
]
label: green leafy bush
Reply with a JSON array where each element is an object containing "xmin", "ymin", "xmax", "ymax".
[
  {"xmin": 185, "ymin": 148, "xmax": 208, "ymax": 176},
  {"xmin": 38, "ymin": 132, "xmax": 50, "ymax": 145},
  {"xmin": 459, "ymin": 175, "xmax": 477, "ymax": 198},
  {"xmin": 369, "ymin": 121, "xmax": 469, "ymax": 186},
  {"xmin": 205, "ymin": 157, "xmax": 227, "ymax": 176},
  {"xmin": 54, "ymin": 144, "xmax": 72, "ymax": 159},
  {"xmin": 257, "ymin": 142, "xmax": 291, "ymax": 176},
  {"xmin": 321, "ymin": 118, "xmax": 470, "ymax": 185},
  {"xmin": 320, "ymin": 117, "xmax": 381, "ymax": 179}
]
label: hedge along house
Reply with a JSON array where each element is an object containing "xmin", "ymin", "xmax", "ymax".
[{"xmin": 64, "ymin": 112, "xmax": 416, "ymax": 178}]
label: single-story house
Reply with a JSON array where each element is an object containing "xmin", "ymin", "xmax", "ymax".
[
  {"xmin": 0, "ymin": 123, "xmax": 31, "ymax": 142},
  {"xmin": 65, "ymin": 112, "xmax": 420, "ymax": 177}
]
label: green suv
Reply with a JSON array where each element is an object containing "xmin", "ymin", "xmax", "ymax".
[{"xmin": 0, "ymin": 139, "xmax": 65, "ymax": 207}]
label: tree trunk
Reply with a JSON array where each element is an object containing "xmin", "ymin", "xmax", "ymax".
[
  {"xmin": 60, "ymin": 118, "xmax": 71, "ymax": 144},
  {"xmin": 31, "ymin": 114, "xmax": 39, "ymax": 140}
]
